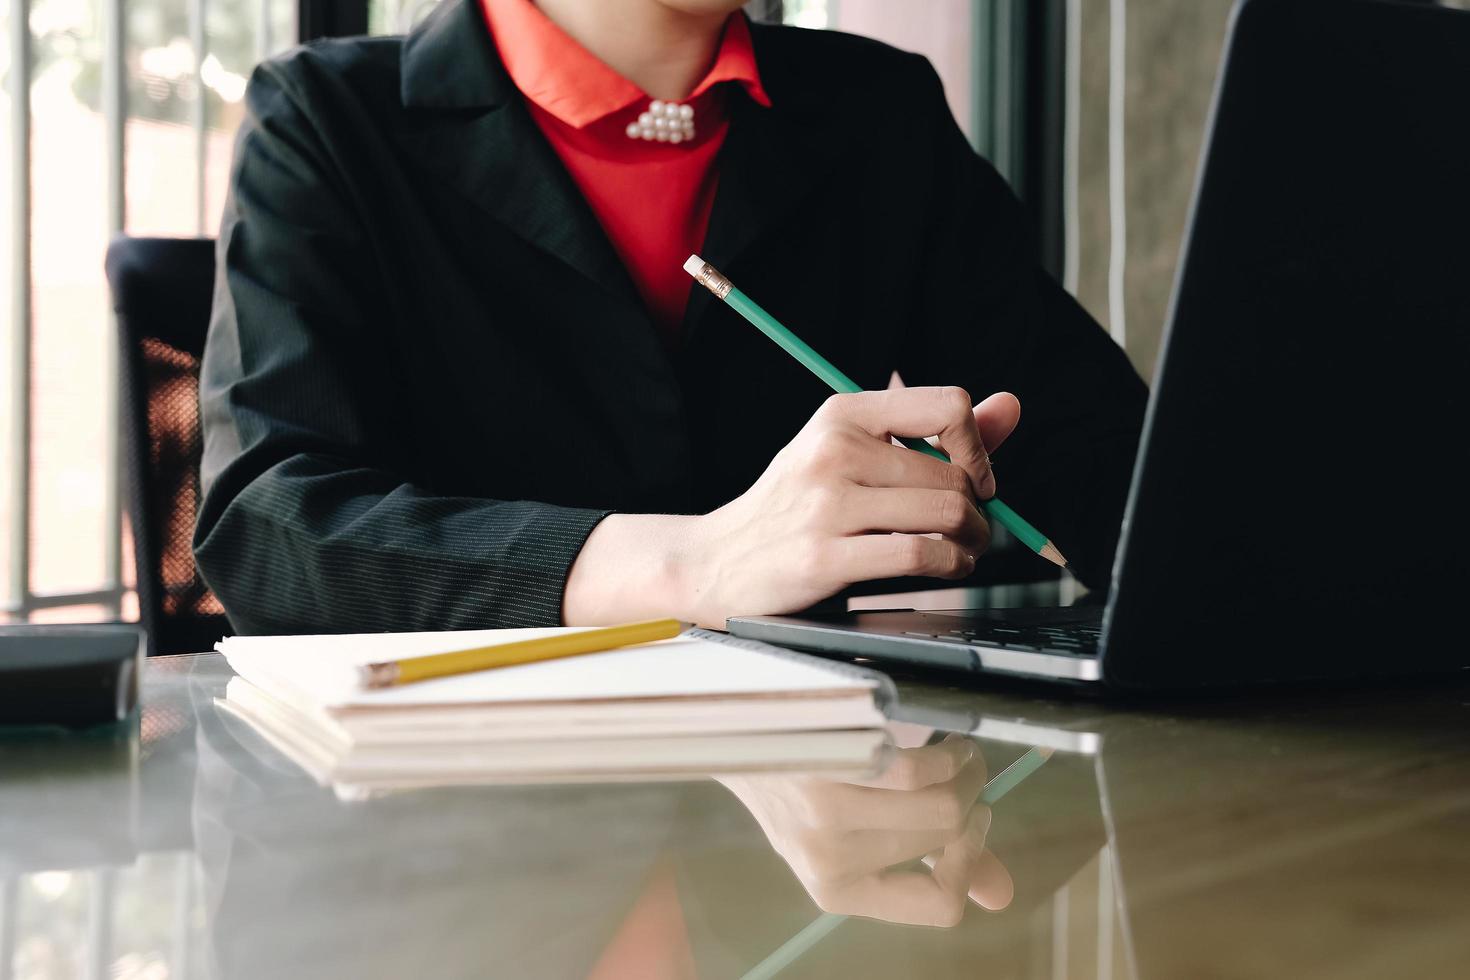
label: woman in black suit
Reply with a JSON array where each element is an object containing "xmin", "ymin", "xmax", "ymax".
[{"xmin": 195, "ymin": 0, "xmax": 1146, "ymax": 633}]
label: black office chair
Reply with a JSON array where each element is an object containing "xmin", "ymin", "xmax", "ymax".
[{"xmin": 105, "ymin": 236, "xmax": 231, "ymax": 657}]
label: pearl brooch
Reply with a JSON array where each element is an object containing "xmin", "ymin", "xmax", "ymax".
[{"xmin": 625, "ymin": 99, "xmax": 696, "ymax": 144}]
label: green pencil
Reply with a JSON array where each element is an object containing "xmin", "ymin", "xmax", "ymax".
[
  {"xmin": 976, "ymin": 743, "xmax": 1055, "ymax": 804},
  {"xmin": 739, "ymin": 744, "xmax": 1056, "ymax": 980},
  {"xmin": 685, "ymin": 255, "xmax": 1067, "ymax": 569}
]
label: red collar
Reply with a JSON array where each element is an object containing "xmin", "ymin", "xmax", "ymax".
[{"xmin": 480, "ymin": 0, "xmax": 771, "ymax": 129}]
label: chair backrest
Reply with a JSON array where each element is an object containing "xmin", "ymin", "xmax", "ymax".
[{"xmin": 105, "ymin": 235, "xmax": 230, "ymax": 656}]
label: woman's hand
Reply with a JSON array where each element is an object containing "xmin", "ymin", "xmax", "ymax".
[
  {"xmin": 717, "ymin": 733, "xmax": 1014, "ymax": 927},
  {"xmin": 563, "ymin": 387, "xmax": 1021, "ymax": 628},
  {"xmin": 681, "ymin": 387, "xmax": 1020, "ymax": 627}
]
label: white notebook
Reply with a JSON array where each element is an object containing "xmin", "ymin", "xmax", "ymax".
[
  {"xmin": 217, "ymin": 627, "xmax": 889, "ymax": 736},
  {"xmin": 215, "ymin": 628, "xmax": 893, "ymax": 793},
  {"xmin": 217, "ymin": 676, "xmax": 889, "ymax": 796}
]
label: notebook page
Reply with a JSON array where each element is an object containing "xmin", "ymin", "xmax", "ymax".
[{"xmin": 218, "ymin": 629, "xmax": 874, "ymax": 710}]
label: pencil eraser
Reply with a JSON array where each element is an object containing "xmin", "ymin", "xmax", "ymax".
[{"xmin": 683, "ymin": 255, "xmax": 706, "ymax": 278}]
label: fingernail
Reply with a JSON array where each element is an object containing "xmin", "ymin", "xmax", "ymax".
[
  {"xmin": 980, "ymin": 472, "xmax": 996, "ymax": 500},
  {"xmin": 945, "ymin": 734, "xmax": 976, "ymax": 762}
]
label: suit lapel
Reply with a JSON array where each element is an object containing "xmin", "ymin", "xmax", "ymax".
[
  {"xmin": 395, "ymin": 0, "xmax": 640, "ymax": 308},
  {"xmin": 685, "ymin": 23, "xmax": 851, "ymax": 338},
  {"xmin": 393, "ymin": 1, "xmax": 691, "ymax": 504}
]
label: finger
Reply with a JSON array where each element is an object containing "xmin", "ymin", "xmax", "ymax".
[
  {"xmin": 949, "ymin": 749, "xmax": 990, "ymax": 808},
  {"xmin": 836, "ymin": 533, "xmax": 975, "ymax": 584},
  {"xmin": 885, "ymin": 721, "xmax": 937, "ymax": 750},
  {"xmin": 840, "ymin": 488, "xmax": 989, "ymax": 554},
  {"xmin": 967, "ymin": 803, "xmax": 994, "ymax": 850},
  {"xmin": 824, "ymin": 388, "xmax": 993, "ymax": 497},
  {"xmin": 849, "ymin": 733, "xmax": 974, "ymax": 790},
  {"xmin": 918, "ymin": 805, "xmax": 988, "ymax": 866},
  {"xmin": 822, "ymin": 868, "xmax": 969, "ymax": 927},
  {"xmin": 934, "ymin": 807, "xmax": 1013, "ymax": 911},
  {"xmin": 972, "ymin": 392, "xmax": 1021, "ymax": 455},
  {"xmin": 929, "ymin": 825, "xmax": 994, "ymax": 922},
  {"xmin": 971, "ymin": 392, "xmax": 1021, "ymax": 499},
  {"xmin": 817, "ymin": 749, "xmax": 989, "ymax": 831},
  {"xmin": 968, "ymin": 848, "xmax": 1014, "ymax": 911},
  {"xmin": 822, "ymin": 823, "xmax": 975, "ymax": 876},
  {"xmin": 838, "ymin": 434, "xmax": 975, "ymax": 496}
]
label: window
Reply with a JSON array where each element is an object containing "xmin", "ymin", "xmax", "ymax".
[
  {"xmin": 2, "ymin": 0, "xmax": 293, "ymax": 623},
  {"xmin": 1068, "ymin": 0, "xmax": 1235, "ymax": 380},
  {"xmin": 368, "ymin": 0, "xmax": 438, "ymax": 35}
]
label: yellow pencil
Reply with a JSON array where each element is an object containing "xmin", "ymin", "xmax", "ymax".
[{"xmin": 356, "ymin": 618, "xmax": 684, "ymax": 689}]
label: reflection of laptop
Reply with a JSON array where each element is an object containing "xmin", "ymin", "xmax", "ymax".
[{"xmin": 730, "ymin": 0, "xmax": 1470, "ymax": 691}]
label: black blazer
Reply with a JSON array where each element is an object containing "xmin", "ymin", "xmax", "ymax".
[{"xmin": 196, "ymin": 0, "xmax": 1147, "ymax": 634}]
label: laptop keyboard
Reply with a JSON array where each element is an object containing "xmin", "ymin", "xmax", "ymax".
[{"xmin": 902, "ymin": 621, "xmax": 1102, "ymax": 657}]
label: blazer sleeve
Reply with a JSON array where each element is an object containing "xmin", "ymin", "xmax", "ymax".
[
  {"xmin": 194, "ymin": 59, "xmax": 610, "ymax": 634},
  {"xmin": 897, "ymin": 59, "xmax": 1148, "ymax": 590}
]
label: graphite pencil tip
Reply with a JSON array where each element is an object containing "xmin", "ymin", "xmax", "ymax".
[{"xmin": 1038, "ymin": 542, "xmax": 1068, "ymax": 568}]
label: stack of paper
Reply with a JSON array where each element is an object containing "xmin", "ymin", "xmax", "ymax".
[{"xmin": 215, "ymin": 628, "xmax": 890, "ymax": 796}]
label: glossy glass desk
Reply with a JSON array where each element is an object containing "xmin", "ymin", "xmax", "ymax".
[{"xmin": 2, "ymin": 654, "xmax": 1467, "ymax": 979}]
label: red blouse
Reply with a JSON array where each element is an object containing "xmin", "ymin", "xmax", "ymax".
[{"xmin": 479, "ymin": 0, "xmax": 771, "ymax": 344}]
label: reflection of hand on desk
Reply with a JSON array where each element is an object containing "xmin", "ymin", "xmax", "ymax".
[{"xmin": 717, "ymin": 733, "xmax": 1013, "ymax": 927}]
